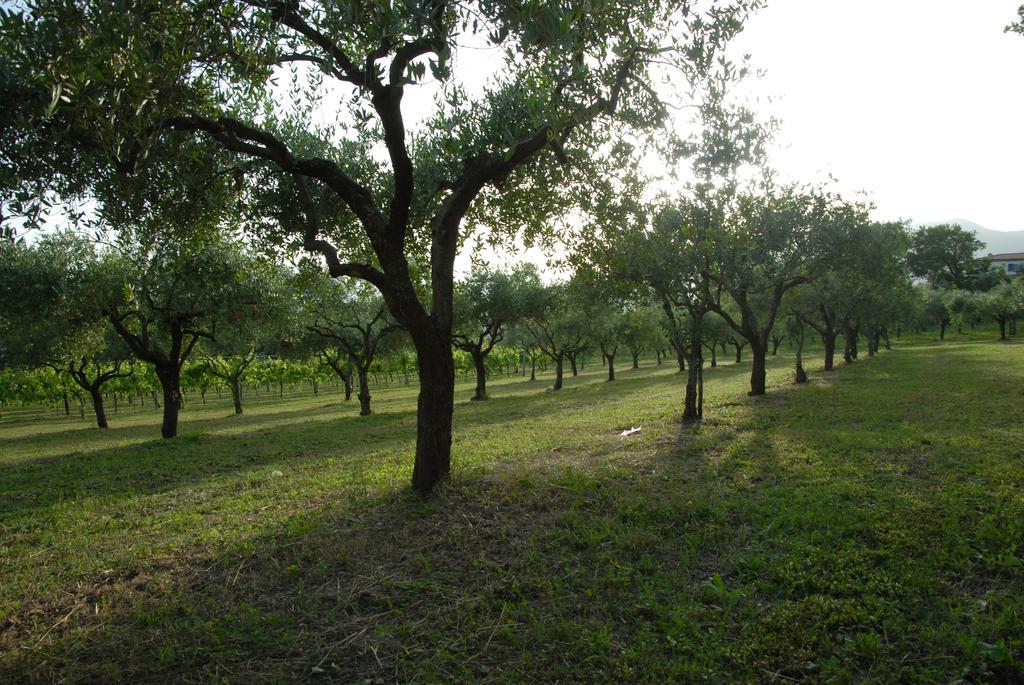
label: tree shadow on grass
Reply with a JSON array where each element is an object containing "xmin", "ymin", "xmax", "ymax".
[
  {"xmin": 1, "ymin": 455, "xmax": 753, "ymax": 684},
  {"xmin": 10, "ymin": 353, "xmax": 976, "ymax": 683}
]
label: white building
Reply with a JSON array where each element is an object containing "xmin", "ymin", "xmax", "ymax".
[{"xmin": 987, "ymin": 252, "xmax": 1024, "ymax": 276}]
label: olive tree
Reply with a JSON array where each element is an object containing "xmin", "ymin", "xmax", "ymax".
[
  {"xmin": 302, "ymin": 272, "xmax": 401, "ymax": 416},
  {"xmin": 101, "ymin": 237, "xmax": 270, "ymax": 437},
  {"xmin": 0, "ymin": 232, "xmax": 132, "ymax": 427},
  {"xmin": 703, "ymin": 185, "xmax": 819, "ymax": 396},
  {"xmin": 452, "ymin": 263, "xmax": 541, "ymax": 401},
  {"xmin": 201, "ymin": 262, "xmax": 297, "ymax": 415}
]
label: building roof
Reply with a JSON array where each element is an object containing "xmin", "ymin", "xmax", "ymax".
[{"xmin": 987, "ymin": 252, "xmax": 1024, "ymax": 261}]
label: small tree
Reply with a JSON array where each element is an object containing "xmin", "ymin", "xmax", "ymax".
[
  {"xmin": 101, "ymin": 237, "xmax": 269, "ymax": 437},
  {"xmin": 0, "ymin": 233, "xmax": 133, "ymax": 428},
  {"xmin": 524, "ymin": 283, "xmax": 589, "ymax": 392},
  {"xmin": 200, "ymin": 262, "xmax": 296, "ymax": 415},
  {"xmin": 303, "ymin": 274, "xmax": 400, "ymax": 416},
  {"xmin": 979, "ymin": 281, "xmax": 1024, "ymax": 340},
  {"xmin": 620, "ymin": 305, "xmax": 663, "ymax": 370},
  {"xmin": 452, "ymin": 264, "xmax": 542, "ymax": 401}
]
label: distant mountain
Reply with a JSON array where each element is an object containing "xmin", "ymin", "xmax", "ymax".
[{"xmin": 915, "ymin": 218, "xmax": 1024, "ymax": 256}]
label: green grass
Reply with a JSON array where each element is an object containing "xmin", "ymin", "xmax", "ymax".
[{"xmin": 2, "ymin": 333, "xmax": 1023, "ymax": 683}]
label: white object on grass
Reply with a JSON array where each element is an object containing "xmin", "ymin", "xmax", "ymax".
[{"xmin": 619, "ymin": 426, "xmax": 641, "ymax": 438}]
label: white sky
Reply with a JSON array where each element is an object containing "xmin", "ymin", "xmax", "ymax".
[{"xmin": 729, "ymin": 0, "xmax": 1024, "ymax": 230}]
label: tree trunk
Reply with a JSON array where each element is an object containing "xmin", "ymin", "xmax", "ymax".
[
  {"xmin": 63, "ymin": 390, "xmax": 70, "ymax": 416},
  {"xmin": 568, "ymin": 352, "xmax": 578, "ymax": 377},
  {"xmin": 794, "ymin": 333, "xmax": 808, "ymax": 383},
  {"xmin": 703, "ymin": 344, "xmax": 717, "ymax": 368},
  {"xmin": 749, "ymin": 339, "xmax": 767, "ymax": 396},
  {"xmin": 410, "ymin": 334, "xmax": 455, "ymax": 495},
  {"xmin": 471, "ymin": 350, "xmax": 487, "ymax": 400},
  {"xmin": 230, "ymin": 377, "xmax": 243, "ymax": 415},
  {"xmin": 157, "ymin": 366, "xmax": 181, "ymax": 438},
  {"xmin": 939, "ymin": 321, "xmax": 947, "ymax": 340},
  {"xmin": 998, "ymin": 318, "xmax": 1007, "ymax": 340},
  {"xmin": 89, "ymin": 387, "xmax": 109, "ymax": 429},
  {"xmin": 683, "ymin": 342, "xmax": 702, "ymax": 422},
  {"xmin": 343, "ymin": 376, "xmax": 353, "ymax": 400},
  {"xmin": 846, "ymin": 327, "xmax": 859, "ymax": 360},
  {"xmin": 795, "ymin": 354, "xmax": 808, "ymax": 383},
  {"xmin": 552, "ymin": 355, "xmax": 564, "ymax": 391},
  {"xmin": 631, "ymin": 350, "xmax": 640, "ymax": 369},
  {"xmin": 823, "ymin": 331, "xmax": 838, "ymax": 371},
  {"xmin": 529, "ymin": 356, "xmax": 536, "ymax": 381},
  {"xmin": 357, "ymin": 367, "xmax": 372, "ymax": 416},
  {"xmin": 606, "ymin": 354, "xmax": 615, "ymax": 381},
  {"xmin": 733, "ymin": 344, "xmax": 743, "ymax": 364}
]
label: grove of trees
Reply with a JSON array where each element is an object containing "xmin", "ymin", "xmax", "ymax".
[{"xmin": 1, "ymin": 2, "xmax": 1022, "ymax": 496}]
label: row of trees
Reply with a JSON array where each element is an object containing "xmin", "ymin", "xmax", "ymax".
[
  {"xmin": 2, "ymin": 2, "xmax": 1022, "ymax": 493},
  {"xmin": 8, "ymin": 214, "xmax": 1020, "ymax": 436}
]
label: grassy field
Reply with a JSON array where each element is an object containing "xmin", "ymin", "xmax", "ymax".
[{"xmin": 1, "ymin": 334, "xmax": 1023, "ymax": 683}]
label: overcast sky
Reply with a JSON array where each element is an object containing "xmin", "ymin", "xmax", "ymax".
[{"xmin": 729, "ymin": 0, "xmax": 1024, "ymax": 231}]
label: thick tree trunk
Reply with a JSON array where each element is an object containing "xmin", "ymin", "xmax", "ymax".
[
  {"xmin": 683, "ymin": 344, "xmax": 702, "ymax": 422},
  {"xmin": 631, "ymin": 350, "xmax": 640, "ymax": 369},
  {"xmin": 410, "ymin": 335, "xmax": 455, "ymax": 495},
  {"xmin": 823, "ymin": 331, "xmax": 838, "ymax": 371},
  {"xmin": 89, "ymin": 388, "xmax": 108, "ymax": 429},
  {"xmin": 230, "ymin": 377, "xmax": 243, "ymax": 415},
  {"xmin": 63, "ymin": 390, "xmax": 70, "ymax": 416},
  {"xmin": 606, "ymin": 354, "xmax": 615, "ymax": 381},
  {"xmin": 156, "ymin": 366, "xmax": 181, "ymax": 438},
  {"xmin": 471, "ymin": 350, "xmax": 487, "ymax": 400},
  {"xmin": 552, "ymin": 356, "xmax": 564, "ymax": 391},
  {"xmin": 343, "ymin": 376, "xmax": 353, "ymax": 400},
  {"xmin": 357, "ymin": 367, "xmax": 372, "ymax": 416},
  {"xmin": 749, "ymin": 340, "xmax": 767, "ymax": 396},
  {"xmin": 998, "ymin": 319, "xmax": 1007, "ymax": 340},
  {"xmin": 846, "ymin": 327, "xmax": 859, "ymax": 361},
  {"xmin": 733, "ymin": 344, "xmax": 743, "ymax": 364},
  {"xmin": 568, "ymin": 352, "xmax": 578, "ymax": 377}
]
